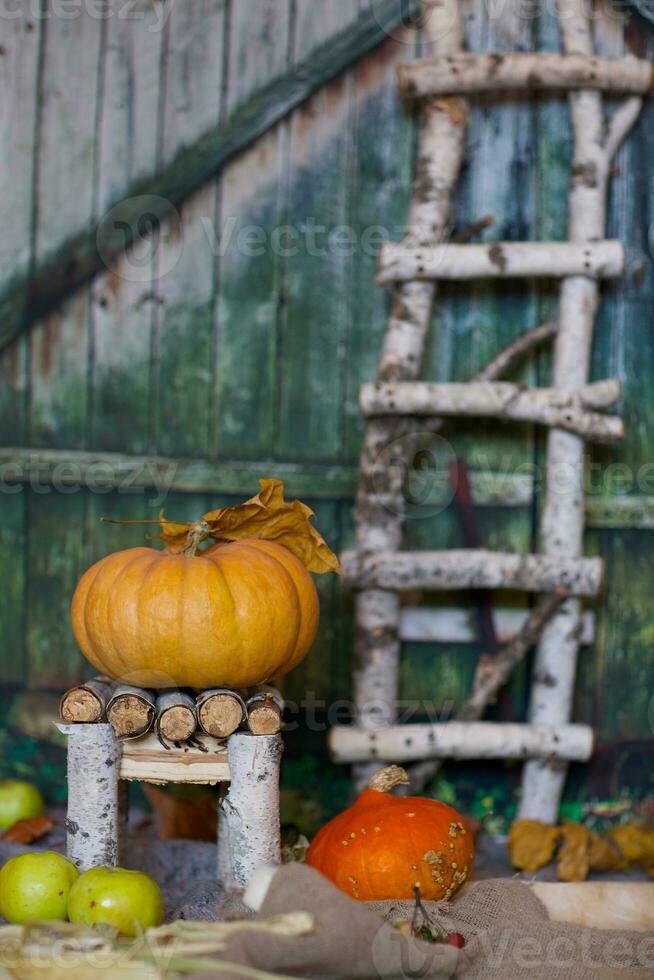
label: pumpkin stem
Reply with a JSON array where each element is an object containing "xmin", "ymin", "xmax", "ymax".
[
  {"xmin": 368, "ymin": 765, "xmax": 410, "ymax": 793},
  {"xmin": 179, "ymin": 520, "xmax": 212, "ymax": 557}
]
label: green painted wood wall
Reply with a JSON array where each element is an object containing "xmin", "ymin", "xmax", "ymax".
[{"xmin": 1, "ymin": 1, "xmax": 653, "ymax": 797}]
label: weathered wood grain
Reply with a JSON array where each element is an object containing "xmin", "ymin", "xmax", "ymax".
[
  {"xmin": 277, "ymin": 74, "xmax": 356, "ymax": 461},
  {"xmin": 25, "ymin": 10, "xmax": 104, "ymax": 691},
  {"xmin": 95, "ymin": 0, "xmax": 165, "ymax": 218},
  {"xmin": 226, "ymin": 0, "xmax": 293, "ymax": 115},
  {"xmin": 399, "ymin": 605, "xmax": 595, "ymax": 645},
  {"xmin": 0, "ymin": 1, "xmax": 40, "ymax": 284},
  {"xmin": 29, "ymin": 4, "xmax": 104, "ymax": 448},
  {"xmin": 26, "ymin": 492, "xmax": 87, "ymax": 690},
  {"xmin": 0, "ymin": 0, "xmax": 37, "ymax": 683},
  {"xmin": 0, "ymin": 0, "xmax": 423, "ymax": 355},
  {"xmin": 214, "ymin": 128, "xmax": 286, "ymax": 457},
  {"xmin": 0, "ymin": 447, "xmax": 355, "ymax": 499},
  {"xmin": 0, "ymin": 0, "xmax": 653, "ymax": 767},
  {"xmin": 293, "ymin": 0, "xmax": 360, "ymax": 63},
  {"xmin": 153, "ymin": 0, "xmax": 226, "ymax": 459},
  {"xmin": 215, "ymin": 0, "xmax": 293, "ymax": 460},
  {"xmin": 3, "ymin": 446, "xmax": 654, "ymax": 526},
  {"xmin": 345, "ymin": 27, "xmax": 416, "ymax": 459},
  {"xmin": 574, "ymin": 11, "xmax": 654, "ymax": 753},
  {"xmin": 0, "ymin": 493, "xmax": 27, "ymax": 685},
  {"xmin": 91, "ymin": 0, "xmax": 166, "ymax": 453},
  {"xmin": 277, "ymin": 499, "xmax": 345, "ymax": 706}
]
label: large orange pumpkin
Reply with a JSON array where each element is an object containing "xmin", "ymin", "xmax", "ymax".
[
  {"xmin": 71, "ymin": 539, "xmax": 319, "ymax": 689},
  {"xmin": 306, "ymin": 766, "xmax": 475, "ymax": 901}
]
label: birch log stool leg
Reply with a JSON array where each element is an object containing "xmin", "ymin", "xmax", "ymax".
[
  {"xmin": 218, "ymin": 733, "xmax": 283, "ymax": 889},
  {"xmin": 59, "ymin": 724, "xmax": 122, "ymax": 871}
]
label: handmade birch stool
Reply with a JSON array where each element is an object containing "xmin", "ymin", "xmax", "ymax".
[{"xmin": 57, "ymin": 721, "xmax": 283, "ymax": 889}]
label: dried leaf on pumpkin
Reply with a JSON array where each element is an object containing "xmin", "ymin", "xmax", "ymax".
[
  {"xmin": 1, "ymin": 815, "xmax": 54, "ymax": 844},
  {"xmin": 508, "ymin": 819, "xmax": 561, "ymax": 872},
  {"xmin": 557, "ymin": 820, "xmax": 590, "ymax": 882},
  {"xmin": 156, "ymin": 479, "xmax": 341, "ymax": 575}
]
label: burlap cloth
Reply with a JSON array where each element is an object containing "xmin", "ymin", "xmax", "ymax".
[{"xmin": 200, "ymin": 864, "xmax": 654, "ymax": 979}]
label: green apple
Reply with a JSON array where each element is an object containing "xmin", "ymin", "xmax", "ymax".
[
  {"xmin": 68, "ymin": 867, "xmax": 163, "ymax": 937},
  {"xmin": 0, "ymin": 851, "xmax": 79, "ymax": 924},
  {"xmin": 0, "ymin": 780, "xmax": 44, "ymax": 830}
]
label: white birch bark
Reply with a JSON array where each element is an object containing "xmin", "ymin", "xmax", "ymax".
[
  {"xmin": 398, "ymin": 52, "xmax": 654, "ymax": 97},
  {"xmin": 343, "ymin": 549, "xmax": 603, "ymax": 596},
  {"xmin": 353, "ymin": 0, "xmax": 467, "ymax": 792},
  {"xmin": 520, "ymin": 0, "xmax": 643, "ymax": 822},
  {"xmin": 378, "ymin": 240, "xmax": 624, "ymax": 283},
  {"xmin": 330, "ymin": 721, "xmax": 593, "ymax": 764},
  {"xmin": 218, "ymin": 733, "xmax": 283, "ymax": 889},
  {"xmin": 360, "ymin": 379, "xmax": 623, "ymax": 442},
  {"xmin": 58, "ymin": 723, "xmax": 121, "ymax": 871},
  {"xmin": 398, "ymin": 605, "xmax": 595, "ymax": 645}
]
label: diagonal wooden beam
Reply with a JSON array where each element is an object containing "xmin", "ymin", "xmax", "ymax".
[{"xmin": 0, "ymin": 0, "xmax": 421, "ymax": 354}]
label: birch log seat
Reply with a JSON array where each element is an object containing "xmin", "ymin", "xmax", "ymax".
[
  {"xmin": 57, "ymin": 683, "xmax": 284, "ymax": 889},
  {"xmin": 340, "ymin": 0, "xmax": 650, "ymax": 814}
]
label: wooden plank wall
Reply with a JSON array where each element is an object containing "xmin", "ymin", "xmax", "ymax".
[{"xmin": 0, "ymin": 0, "xmax": 653, "ymax": 762}]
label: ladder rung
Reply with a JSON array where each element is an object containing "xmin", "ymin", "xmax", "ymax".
[
  {"xmin": 330, "ymin": 722, "xmax": 594, "ymax": 764},
  {"xmin": 359, "ymin": 379, "xmax": 623, "ymax": 444},
  {"xmin": 342, "ymin": 549, "xmax": 603, "ymax": 597},
  {"xmin": 378, "ymin": 240, "xmax": 624, "ymax": 284},
  {"xmin": 399, "ymin": 606, "xmax": 595, "ymax": 646},
  {"xmin": 398, "ymin": 52, "xmax": 654, "ymax": 98}
]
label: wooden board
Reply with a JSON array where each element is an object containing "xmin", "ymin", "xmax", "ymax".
[
  {"xmin": 24, "ymin": 8, "xmax": 104, "ymax": 691},
  {"xmin": 119, "ymin": 733, "xmax": 229, "ymax": 785},
  {"xmin": 153, "ymin": 0, "xmax": 226, "ymax": 460},
  {"xmin": 91, "ymin": 0, "xmax": 166, "ymax": 455}
]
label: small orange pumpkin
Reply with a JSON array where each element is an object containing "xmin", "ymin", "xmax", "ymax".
[
  {"xmin": 70, "ymin": 480, "xmax": 339, "ymax": 689},
  {"xmin": 306, "ymin": 765, "xmax": 475, "ymax": 901}
]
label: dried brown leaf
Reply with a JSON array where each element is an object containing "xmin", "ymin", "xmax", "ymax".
[
  {"xmin": 1, "ymin": 815, "xmax": 54, "ymax": 844},
  {"xmin": 609, "ymin": 824, "xmax": 654, "ymax": 870},
  {"xmin": 588, "ymin": 830, "xmax": 626, "ymax": 873},
  {"xmin": 557, "ymin": 821, "xmax": 590, "ymax": 882},
  {"xmin": 143, "ymin": 786, "xmax": 217, "ymax": 842},
  {"xmin": 508, "ymin": 819, "xmax": 560, "ymax": 873},
  {"xmin": 158, "ymin": 480, "xmax": 341, "ymax": 575}
]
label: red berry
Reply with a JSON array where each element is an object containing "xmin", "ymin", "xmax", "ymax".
[{"xmin": 446, "ymin": 932, "xmax": 465, "ymax": 948}]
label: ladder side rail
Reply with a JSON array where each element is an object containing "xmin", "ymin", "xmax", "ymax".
[
  {"xmin": 519, "ymin": 0, "xmax": 643, "ymax": 821},
  {"xmin": 352, "ymin": 0, "xmax": 467, "ymax": 791}
]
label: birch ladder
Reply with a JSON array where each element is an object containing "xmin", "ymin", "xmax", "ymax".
[{"xmin": 331, "ymin": 0, "xmax": 650, "ymax": 821}]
